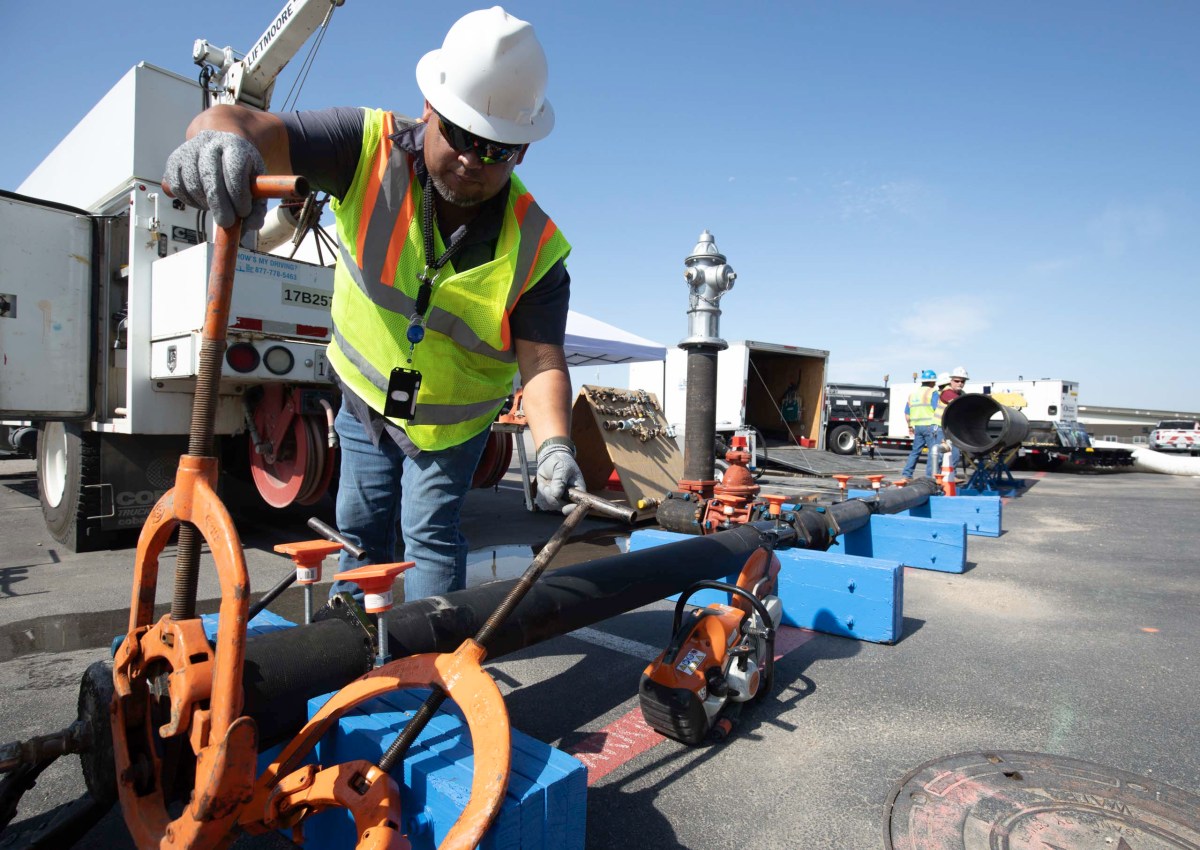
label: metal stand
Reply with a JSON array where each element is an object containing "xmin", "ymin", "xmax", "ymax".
[
  {"xmin": 491, "ymin": 422, "xmax": 534, "ymax": 512},
  {"xmin": 964, "ymin": 455, "xmax": 1021, "ymax": 491}
]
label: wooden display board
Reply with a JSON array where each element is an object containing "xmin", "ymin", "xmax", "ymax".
[{"xmin": 570, "ymin": 385, "xmax": 683, "ymax": 520}]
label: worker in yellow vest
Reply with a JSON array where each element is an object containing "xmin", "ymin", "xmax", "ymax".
[
  {"xmin": 165, "ymin": 8, "xmax": 584, "ymax": 601},
  {"xmin": 898, "ymin": 369, "xmax": 941, "ymax": 481},
  {"xmin": 929, "ymin": 372, "xmax": 953, "ymax": 477}
]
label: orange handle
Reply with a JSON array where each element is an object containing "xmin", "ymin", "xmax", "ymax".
[{"xmin": 160, "ymin": 174, "xmax": 310, "ymax": 201}]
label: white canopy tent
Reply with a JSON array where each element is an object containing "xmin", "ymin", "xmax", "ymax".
[{"xmin": 563, "ymin": 310, "xmax": 667, "ymax": 366}]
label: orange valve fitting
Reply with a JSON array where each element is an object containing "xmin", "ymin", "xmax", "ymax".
[
  {"xmin": 832, "ymin": 474, "xmax": 851, "ymax": 495},
  {"xmin": 334, "ymin": 561, "xmax": 416, "ymax": 665},
  {"xmin": 761, "ymin": 494, "xmax": 788, "ymax": 518},
  {"xmin": 275, "ymin": 539, "xmax": 344, "ymax": 624},
  {"xmin": 866, "ymin": 474, "xmax": 885, "ymax": 491}
]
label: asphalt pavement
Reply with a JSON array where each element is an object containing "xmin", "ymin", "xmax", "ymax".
[{"xmin": 1, "ymin": 456, "xmax": 1197, "ymax": 848}]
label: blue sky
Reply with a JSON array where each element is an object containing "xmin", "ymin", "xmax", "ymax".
[{"xmin": 4, "ymin": 1, "xmax": 1197, "ymax": 410}]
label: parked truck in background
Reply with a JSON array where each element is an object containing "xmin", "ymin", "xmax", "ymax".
[
  {"xmin": 0, "ymin": 1, "xmax": 347, "ymax": 551},
  {"xmin": 824, "ymin": 383, "xmax": 889, "ymax": 455},
  {"xmin": 1148, "ymin": 419, "xmax": 1200, "ymax": 455}
]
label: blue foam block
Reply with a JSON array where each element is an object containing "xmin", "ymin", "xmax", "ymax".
[
  {"xmin": 831, "ymin": 514, "xmax": 966, "ymax": 573},
  {"xmin": 628, "ymin": 529, "xmax": 904, "ymax": 643},
  {"xmin": 849, "ymin": 490, "xmax": 1002, "ymax": 537},
  {"xmin": 200, "ymin": 608, "xmax": 295, "ymax": 641},
  {"xmin": 773, "ymin": 548, "xmax": 904, "ymax": 643},
  {"xmin": 303, "ymin": 688, "xmax": 586, "ymax": 850}
]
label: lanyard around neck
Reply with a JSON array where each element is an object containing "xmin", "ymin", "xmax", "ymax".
[{"xmin": 406, "ymin": 173, "xmax": 468, "ymax": 359}]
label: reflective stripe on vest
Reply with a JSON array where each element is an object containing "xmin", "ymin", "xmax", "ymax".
[
  {"xmin": 330, "ymin": 324, "xmax": 508, "ymax": 425},
  {"xmin": 908, "ymin": 387, "xmax": 936, "ymax": 427},
  {"xmin": 326, "ymin": 108, "xmax": 571, "ymax": 451}
]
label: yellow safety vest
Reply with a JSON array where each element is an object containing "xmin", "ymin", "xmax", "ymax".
[
  {"xmin": 326, "ymin": 109, "xmax": 571, "ymax": 450},
  {"xmin": 907, "ymin": 387, "xmax": 936, "ymax": 427}
]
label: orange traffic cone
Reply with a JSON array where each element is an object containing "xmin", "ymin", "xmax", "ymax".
[{"xmin": 941, "ymin": 445, "xmax": 957, "ymax": 496}]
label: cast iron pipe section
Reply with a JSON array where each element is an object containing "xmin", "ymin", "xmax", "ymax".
[{"xmin": 942, "ymin": 393, "xmax": 1030, "ymax": 455}]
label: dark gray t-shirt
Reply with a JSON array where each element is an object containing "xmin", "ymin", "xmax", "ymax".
[{"xmin": 280, "ymin": 107, "xmax": 571, "ymax": 454}]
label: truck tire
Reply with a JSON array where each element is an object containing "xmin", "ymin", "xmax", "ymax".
[
  {"xmin": 828, "ymin": 424, "xmax": 857, "ymax": 455},
  {"xmin": 38, "ymin": 421, "xmax": 108, "ymax": 552}
]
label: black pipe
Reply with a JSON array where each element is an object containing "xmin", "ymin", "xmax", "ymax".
[
  {"xmin": 242, "ymin": 607, "xmax": 375, "ymax": 746},
  {"xmin": 233, "ymin": 480, "xmax": 944, "ymax": 746},
  {"xmin": 656, "ymin": 492, "xmax": 703, "ymax": 534},
  {"xmin": 682, "ymin": 348, "xmax": 719, "ymax": 483},
  {"xmin": 942, "ymin": 393, "xmax": 1029, "ymax": 455}
]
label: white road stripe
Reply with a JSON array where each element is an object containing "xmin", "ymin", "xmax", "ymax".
[{"xmin": 570, "ymin": 627, "xmax": 661, "ymax": 661}]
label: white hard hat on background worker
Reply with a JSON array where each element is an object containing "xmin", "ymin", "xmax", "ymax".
[
  {"xmin": 416, "ymin": 6, "xmax": 555, "ymax": 144},
  {"xmin": 951, "ymin": 366, "xmax": 969, "ymax": 380},
  {"xmin": 936, "ymin": 372, "xmax": 951, "ymax": 388}
]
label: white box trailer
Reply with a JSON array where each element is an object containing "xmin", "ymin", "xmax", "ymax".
[
  {"xmin": 0, "ymin": 63, "xmax": 336, "ymax": 550},
  {"xmin": 628, "ymin": 340, "xmax": 829, "ymax": 450}
]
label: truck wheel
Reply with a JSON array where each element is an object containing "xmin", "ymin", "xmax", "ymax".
[
  {"xmin": 37, "ymin": 421, "xmax": 107, "ymax": 552},
  {"xmin": 828, "ymin": 424, "xmax": 857, "ymax": 455}
]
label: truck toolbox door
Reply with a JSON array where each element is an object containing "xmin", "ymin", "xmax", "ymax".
[{"xmin": 0, "ymin": 191, "xmax": 96, "ymax": 418}]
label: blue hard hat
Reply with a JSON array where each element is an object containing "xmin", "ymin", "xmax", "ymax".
[{"xmin": 919, "ymin": 369, "xmax": 937, "ymax": 381}]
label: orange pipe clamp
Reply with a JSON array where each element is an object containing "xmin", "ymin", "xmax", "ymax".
[
  {"xmin": 276, "ymin": 538, "xmax": 345, "ymax": 625},
  {"xmin": 275, "ymin": 539, "xmax": 344, "ymax": 585},
  {"xmin": 761, "ymin": 494, "xmax": 788, "ymax": 518},
  {"xmin": 334, "ymin": 562, "xmax": 416, "ymax": 614},
  {"xmin": 335, "ymin": 562, "xmax": 417, "ymax": 667}
]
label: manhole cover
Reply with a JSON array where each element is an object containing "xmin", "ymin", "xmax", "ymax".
[{"xmin": 885, "ymin": 750, "xmax": 1200, "ymax": 849}]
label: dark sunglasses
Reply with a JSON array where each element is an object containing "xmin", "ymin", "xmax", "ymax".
[{"xmin": 435, "ymin": 111, "xmax": 521, "ymax": 165}]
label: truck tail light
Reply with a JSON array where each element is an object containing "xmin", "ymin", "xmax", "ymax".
[
  {"xmin": 263, "ymin": 346, "xmax": 295, "ymax": 375},
  {"xmin": 226, "ymin": 343, "xmax": 260, "ymax": 373}
]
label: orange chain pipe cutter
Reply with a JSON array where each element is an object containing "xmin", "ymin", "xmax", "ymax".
[{"xmin": 110, "ymin": 177, "xmax": 327, "ymax": 849}]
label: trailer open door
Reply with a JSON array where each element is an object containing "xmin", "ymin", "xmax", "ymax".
[{"xmin": 0, "ymin": 191, "xmax": 96, "ymax": 419}]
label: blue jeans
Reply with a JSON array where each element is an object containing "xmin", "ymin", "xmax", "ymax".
[
  {"xmin": 329, "ymin": 405, "xmax": 491, "ymax": 603},
  {"xmin": 902, "ymin": 425, "xmax": 939, "ymax": 479}
]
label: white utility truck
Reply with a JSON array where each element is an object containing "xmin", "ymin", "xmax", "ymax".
[{"xmin": 0, "ymin": 0, "xmax": 346, "ymax": 550}]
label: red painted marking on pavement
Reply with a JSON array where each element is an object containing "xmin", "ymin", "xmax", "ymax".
[{"xmin": 564, "ymin": 626, "xmax": 815, "ymax": 784}]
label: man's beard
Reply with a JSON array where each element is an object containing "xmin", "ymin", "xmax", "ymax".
[{"xmin": 429, "ymin": 172, "xmax": 481, "ymax": 207}]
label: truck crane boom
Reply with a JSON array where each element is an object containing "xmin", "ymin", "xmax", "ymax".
[{"xmin": 192, "ymin": 0, "xmax": 345, "ymax": 110}]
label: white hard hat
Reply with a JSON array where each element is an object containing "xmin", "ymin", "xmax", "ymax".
[
  {"xmin": 936, "ymin": 372, "xmax": 951, "ymax": 388},
  {"xmin": 951, "ymin": 366, "xmax": 969, "ymax": 379},
  {"xmin": 416, "ymin": 7, "xmax": 554, "ymax": 144}
]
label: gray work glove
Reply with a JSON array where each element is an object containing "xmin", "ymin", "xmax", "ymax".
[
  {"xmin": 163, "ymin": 130, "xmax": 267, "ymax": 230},
  {"xmin": 535, "ymin": 442, "xmax": 586, "ymax": 515}
]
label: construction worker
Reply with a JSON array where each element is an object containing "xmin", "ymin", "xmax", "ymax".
[
  {"xmin": 898, "ymin": 369, "xmax": 940, "ymax": 481},
  {"xmin": 163, "ymin": 7, "xmax": 584, "ymax": 602},
  {"xmin": 930, "ymin": 372, "xmax": 953, "ymax": 476},
  {"xmin": 939, "ymin": 367, "xmax": 969, "ymax": 473}
]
